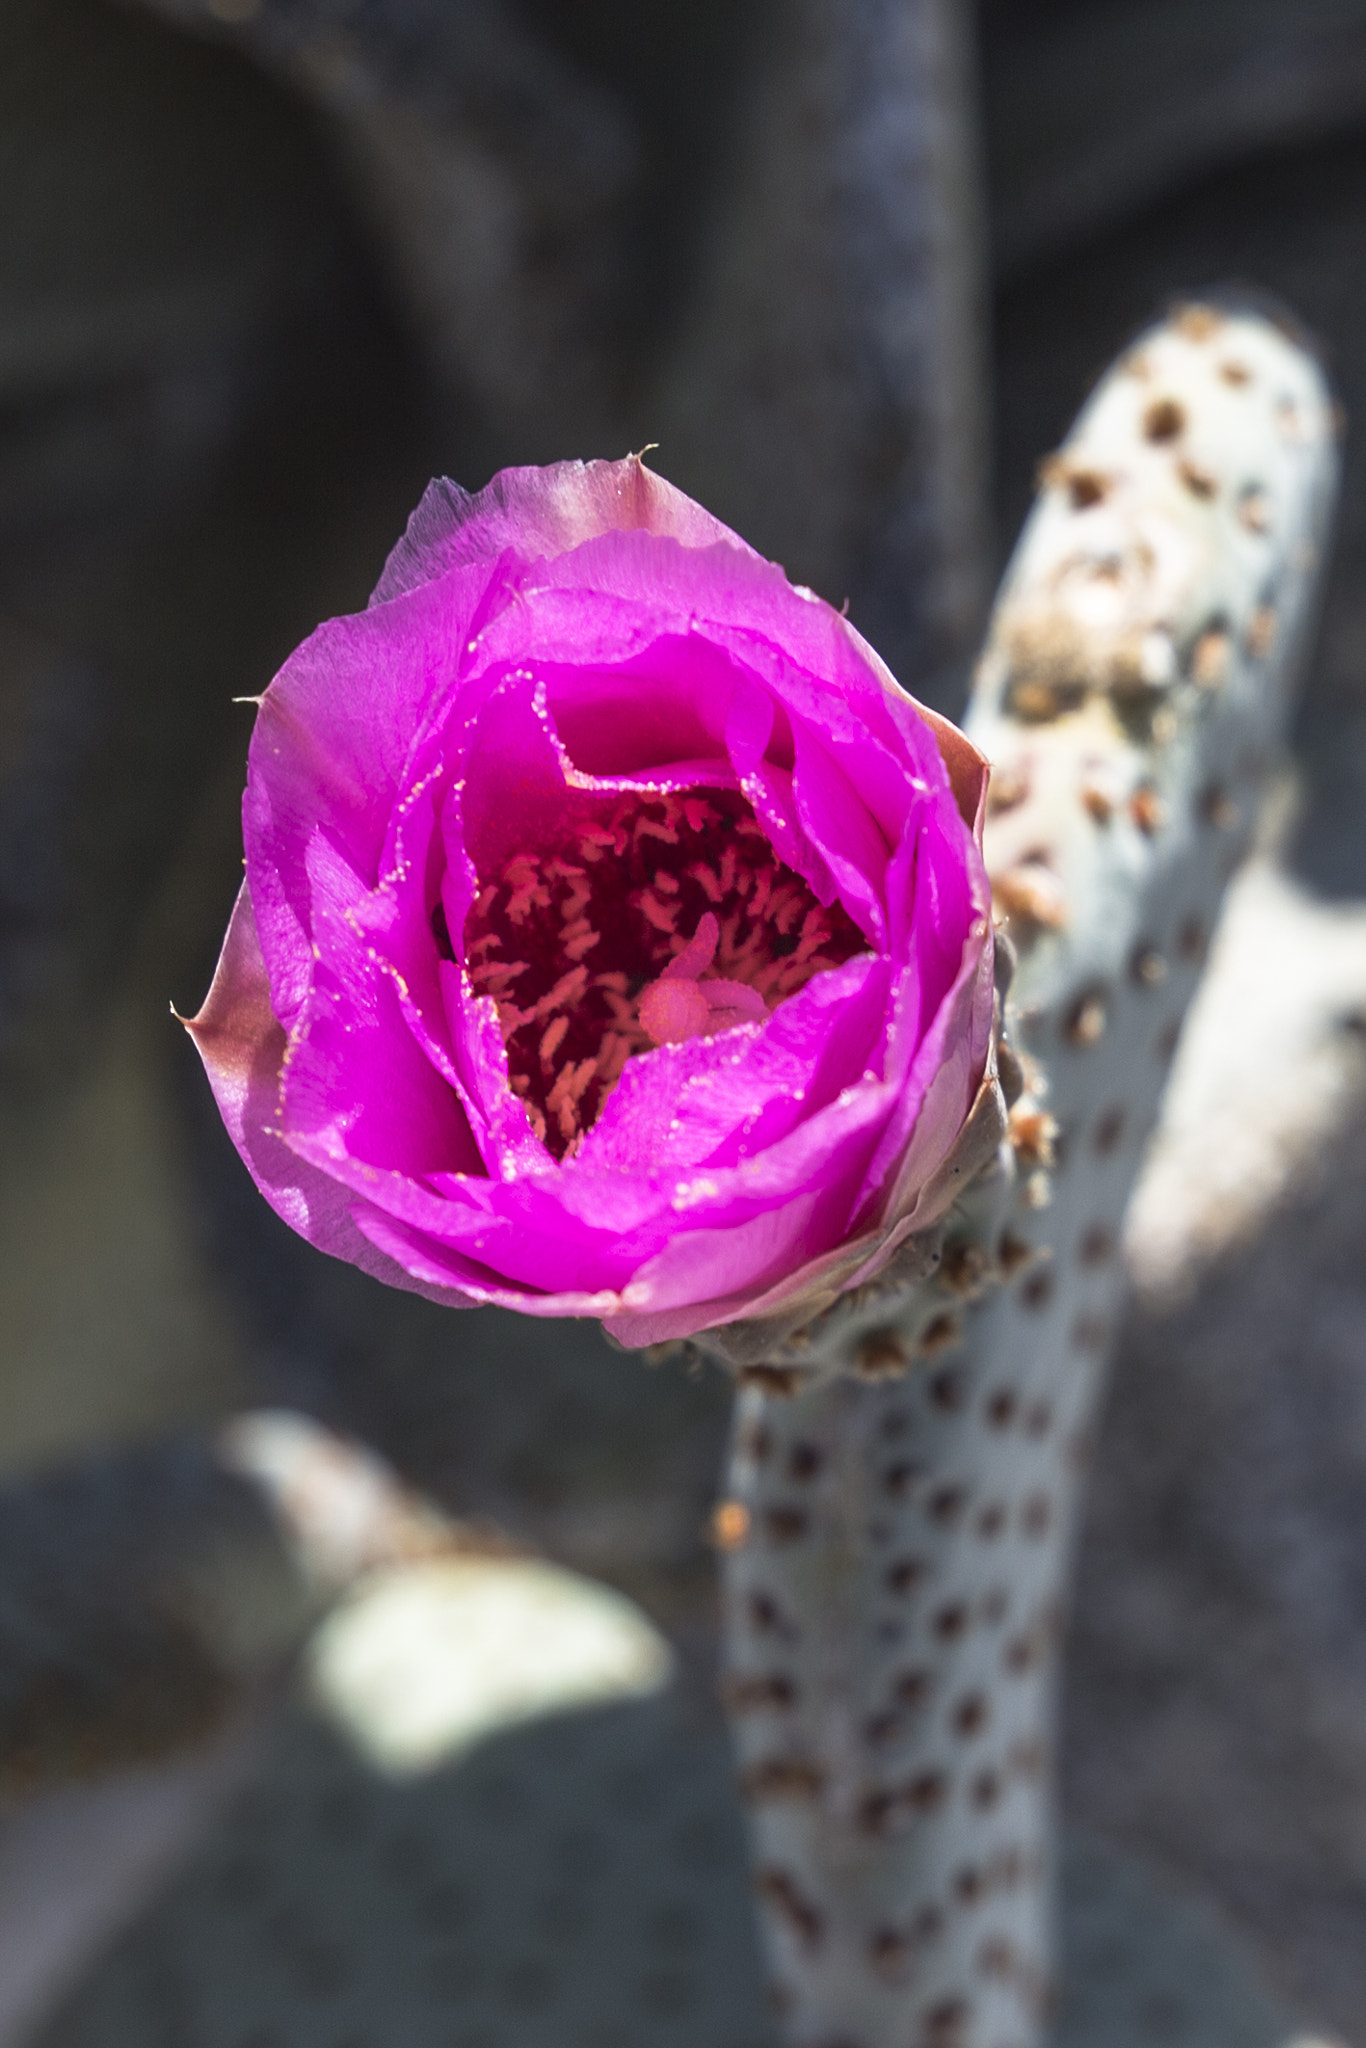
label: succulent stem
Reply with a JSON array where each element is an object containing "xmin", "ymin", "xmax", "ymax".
[{"xmin": 714, "ymin": 300, "xmax": 1340, "ymax": 2048}]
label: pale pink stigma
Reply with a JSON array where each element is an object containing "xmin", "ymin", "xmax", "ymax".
[{"xmin": 638, "ymin": 911, "xmax": 769, "ymax": 1047}]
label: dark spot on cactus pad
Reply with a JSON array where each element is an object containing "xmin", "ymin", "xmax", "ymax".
[
  {"xmin": 986, "ymin": 762, "xmax": 1030, "ymax": 814},
  {"xmin": 1081, "ymin": 774, "xmax": 1116, "ymax": 823},
  {"xmin": 1130, "ymin": 943, "xmax": 1168, "ymax": 987},
  {"xmin": 919, "ymin": 1314, "xmax": 963, "ymax": 1360},
  {"xmin": 910, "ymin": 1904, "xmax": 946, "ymax": 1946},
  {"xmin": 994, "ymin": 860, "xmax": 1068, "ymax": 931},
  {"xmin": 901, "ymin": 1769, "xmax": 946, "ymax": 1818},
  {"xmin": 923, "ymin": 1995, "xmax": 971, "ymax": 2047},
  {"xmin": 741, "ymin": 1758, "xmax": 825, "ymax": 1803},
  {"xmin": 1039, "ymin": 454, "xmax": 1110, "ymax": 511},
  {"xmin": 927, "ymin": 1367, "xmax": 966, "ymax": 1412},
  {"xmin": 739, "ymin": 1419, "xmax": 771, "ymax": 1462},
  {"xmin": 868, "ymin": 1924, "xmax": 915, "ymax": 1978},
  {"xmin": 952, "ymin": 1693, "xmax": 989, "ymax": 1737},
  {"xmin": 933, "ymin": 1603, "xmax": 969, "ymax": 1641},
  {"xmin": 1178, "ymin": 458, "xmax": 1218, "ymax": 500},
  {"xmin": 747, "ymin": 1591, "xmax": 797, "ymax": 1641},
  {"xmin": 1130, "ymin": 783, "xmax": 1165, "ymax": 835},
  {"xmin": 755, "ymin": 1867, "xmax": 824, "ymax": 1947},
  {"xmin": 1004, "ymin": 1633, "xmax": 1041, "ymax": 1675},
  {"xmin": 1005, "ymin": 664, "xmax": 1090, "ymax": 723},
  {"xmin": 1067, "ymin": 468, "xmax": 1108, "ymax": 509},
  {"xmin": 1064, "ymin": 988, "xmax": 1107, "ymax": 1046},
  {"xmin": 1078, "ymin": 1223, "xmax": 1114, "ymax": 1265},
  {"xmin": 856, "ymin": 1791, "xmax": 895, "ymax": 1836},
  {"xmin": 882, "ymin": 1460, "xmax": 922, "ymax": 1499},
  {"xmin": 1009, "ymin": 1106, "xmax": 1057, "ymax": 1169},
  {"xmin": 977, "ymin": 1933, "xmax": 1016, "ymax": 1978},
  {"xmin": 722, "ymin": 1672, "xmax": 797, "ymax": 1713},
  {"xmin": 925, "ymin": 1990, "xmax": 978, "ymax": 2039},
  {"xmin": 1093, "ymin": 1104, "xmax": 1126, "ymax": 1153},
  {"xmin": 985, "ymin": 1388, "xmax": 1017, "ymax": 1428},
  {"xmin": 886, "ymin": 1556, "xmax": 929, "ymax": 1596},
  {"xmin": 786, "ymin": 1440, "xmax": 822, "ymax": 1482},
  {"xmin": 998, "ymin": 1230, "xmax": 1034, "ymax": 1276},
  {"xmin": 976, "ymin": 1502, "xmax": 1007, "ymax": 1539},
  {"xmin": 1190, "ymin": 624, "xmax": 1232, "ymax": 687},
  {"xmin": 738, "ymin": 1364, "xmax": 803, "ymax": 1396},
  {"xmin": 894, "ymin": 1668, "xmax": 933, "ymax": 1707},
  {"xmin": 939, "ymin": 1239, "xmax": 992, "ymax": 1295},
  {"xmin": 1020, "ymin": 1270, "xmax": 1054, "ymax": 1310},
  {"xmin": 854, "ymin": 1328, "xmax": 909, "ymax": 1380},
  {"xmin": 928, "ymin": 1485, "xmax": 969, "ymax": 1527},
  {"xmin": 1021, "ymin": 1493, "xmax": 1052, "ymax": 1538},
  {"xmin": 763, "ymin": 1505, "xmax": 808, "ymax": 1545},
  {"xmin": 953, "ymin": 1867, "xmax": 984, "ymax": 1904},
  {"xmin": 863, "ymin": 1709, "xmax": 900, "ymax": 1748},
  {"xmin": 1143, "ymin": 397, "xmax": 1185, "ymax": 442},
  {"xmin": 1174, "ymin": 302, "xmax": 1222, "ymax": 341},
  {"xmin": 971, "ymin": 1770, "xmax": 1003, "ymax": 1811},
  {"xmin": 1177, "ymin": 915, "xmax": 1206, "ymax": 962}
]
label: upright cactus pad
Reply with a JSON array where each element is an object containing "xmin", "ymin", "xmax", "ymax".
[{"xmin": 714, "ymin": 302, "xmax": 1339, "ymax": 2048}]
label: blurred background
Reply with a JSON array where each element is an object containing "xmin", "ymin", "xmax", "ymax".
[{"xmin": 4, "ymin": 0, "xmax": 1366, "ymax": 2042}]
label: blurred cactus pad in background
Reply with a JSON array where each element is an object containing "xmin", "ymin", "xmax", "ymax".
[{"xmin": 5, "ymin": 1, "xmax": 1366, "ymax": 2046}]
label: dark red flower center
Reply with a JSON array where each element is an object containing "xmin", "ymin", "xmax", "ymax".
[{"xmin": 452, "ymin": 787, "xmax": 866, "ymax": 1159}]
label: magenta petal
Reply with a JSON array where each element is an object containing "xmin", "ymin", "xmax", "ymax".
[
  {"xmin": 789, "ymin": 722, "xmax": 889, "ymax": 947},
  {"xmin": 856, "ymin": 901, "xmax": 995, "ymax": 1231},
  {"xmin": 277, "ymin": 831, "xmax": 483, "ymax": 1181},
  {"xmin": 351, "ymin": 1203, "xmax": 625, "ymax": 1318},
  {"xmin": 580, "ymin": 956, "xmax": 883, "ymax": 1180},
  {"xmin": 245, "ymin": 569, "xmax": 486, "ymax": 1028},
  {"xmin": 438, "ymin": 962, "xmax": 552, "ymax": 1175},
  {"xmin": 602, "ymin": 1091, "xmax": 892, "ymax": 1343},
  {"xmin": 183, "ymin": 883, "xmax": 476, "ymax": 1308},
  {"xmin": 877, "ymin": 910, "xmax": 996, "ymax": 1232},
  {"xmin": 372, "ymin": 457, "xmax": 756, "ymax": 606},
  {"xmin": 198, "ymin": 455, "xmax": 996, "ymax": 1348}
]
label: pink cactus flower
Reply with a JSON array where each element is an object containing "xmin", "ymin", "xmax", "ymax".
[{"xmin": 187, "ymin": 458, "xmax": 997, "ymax": 1348}]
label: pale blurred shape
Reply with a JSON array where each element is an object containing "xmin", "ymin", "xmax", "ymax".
[
  {"xmin": 304, "ymin": 1556, "xmax": 675, "ymax": 1778},
  {"xmin": 1127, "ymin": 840, "xmax": 1366, "ymax": 1302},
  {"xmin": 218, "ymin": 1408, "xmax": 453, "ymax": 1590}
]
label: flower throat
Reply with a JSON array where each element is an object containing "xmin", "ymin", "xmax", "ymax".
[{"xmin": 453, "ymin": 787, "xmax": 866, "ymax": 1159}]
